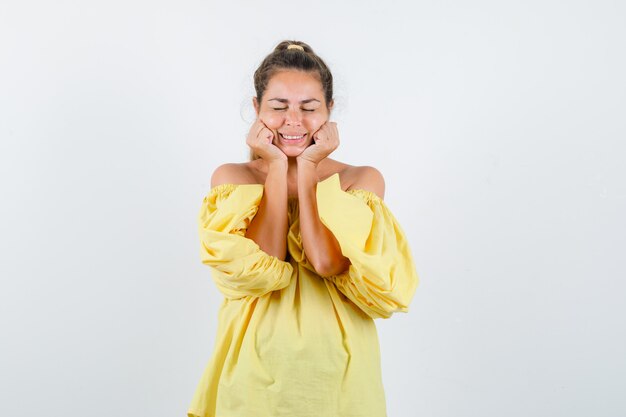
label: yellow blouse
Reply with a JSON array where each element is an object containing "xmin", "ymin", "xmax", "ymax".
[{"xmin": 187, "ymin": 173, "xmax": 419, "ymax": 417}]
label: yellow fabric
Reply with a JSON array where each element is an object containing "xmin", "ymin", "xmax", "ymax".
[{"xmin": 188, "ymin": 173, "xmax": 419, "ymax": 417}]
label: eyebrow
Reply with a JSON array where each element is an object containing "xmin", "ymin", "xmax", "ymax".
[{"xmin": 267, "ymin": 98, "xmax": 321, "ymax": 104}]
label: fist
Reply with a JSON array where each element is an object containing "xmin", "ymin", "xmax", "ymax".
[
  {"xmin": 297, "ymin": 121, "xmax": 339, "ymax": 165},
  {"xmin": 245, "ymin": 119, "xmax": 287, "ymax": 163}
]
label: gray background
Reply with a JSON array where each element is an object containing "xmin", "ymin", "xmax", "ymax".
[{"xmin": 1, "ymin": 1, "xmax": 624, "ymax": 416}]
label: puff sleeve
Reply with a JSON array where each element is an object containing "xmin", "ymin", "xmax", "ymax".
[
  {"xmin": 198, "ymin": 183, "xmax": 294, "ymax": 299},
  {"xmin": 316, "ymin": 174, "xmax": 419, "ymax": 319}
]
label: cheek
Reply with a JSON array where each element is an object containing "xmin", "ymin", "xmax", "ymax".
[
  {"xmin": 305, "ymin": 115, "xmax": 328, "ymax": 131},
  {"xmin": 259, "ymin": 112, "xmax": 283, "ymax": 130}
]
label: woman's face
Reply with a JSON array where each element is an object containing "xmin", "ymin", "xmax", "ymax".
[{"xmin": 253, "ymin": 69, "xmax": 332, "ymax": 158}]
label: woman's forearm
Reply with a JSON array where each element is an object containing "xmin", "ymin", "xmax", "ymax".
[
  {"xmin": 297, "ymin": 160, "xmax": 351, "ymax": 276},
  {"xmin": 245, "ymin": 161, "xmax": 289, "ymax": 260}
]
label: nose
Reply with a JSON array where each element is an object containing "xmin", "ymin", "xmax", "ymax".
[{"xmin": 285, "ymin": 107, "xmax": 302, "ymax": 125}]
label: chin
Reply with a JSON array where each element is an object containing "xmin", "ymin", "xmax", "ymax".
[
  {"xmin": 275, "ymin": 140, "xmax": 312, "ymax": 156},
  {"xmin": 281, "ymin": 148, "xmax": 305, "ymax": 158}
]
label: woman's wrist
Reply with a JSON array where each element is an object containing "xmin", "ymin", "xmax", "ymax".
[
  {"xmin": 296, "ymin": 157, "xmax": 318, "ymax": 169},
  {"xmin": 297, "ymin": 158, "xmax": 320, "ymax": 191},
  {"xmin": 268, "ymin": 159, "xmax": 288, "ymax": 171}
]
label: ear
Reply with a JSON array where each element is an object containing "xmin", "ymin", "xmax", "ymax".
[
  {"xmin": 252, "ymin": 97, "xmax": 260, "ymax": 116},
  {"xmin": 328, "ymin": 99, "xmax": 334, "ymax": 112}
]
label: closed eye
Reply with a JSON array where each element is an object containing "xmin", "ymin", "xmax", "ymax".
[{"xmin": 271, "ymin": 108, "xmax": 315, "ymax": 112}]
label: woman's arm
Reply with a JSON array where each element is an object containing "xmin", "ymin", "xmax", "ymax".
[
  {"xmin": 314, "ymin": 167, "xmax": 417, "ymax": 319},
  {"xmin": 211, "ymin": 162, "xmax": 289, "ymax": 260},
  {"xmin": 297, "ymin": 159, "xmax": 351, "ymax": 277},
  {"xmin": 245, "ymin": 161, "xmax": 289, "ymax": 260}
]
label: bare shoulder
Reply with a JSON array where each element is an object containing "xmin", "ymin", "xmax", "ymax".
[
  {"xmin": 346, "ymin": 165, "xmax": 385, "ymax": 200},
  {"xmin": 210, "ymin": 162, "xmax": 257, "ymax": 188}
]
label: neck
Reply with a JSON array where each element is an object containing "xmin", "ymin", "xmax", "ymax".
[{"xmin": 287, "ymin": 156, "xmax": 299, "ymax": 176}]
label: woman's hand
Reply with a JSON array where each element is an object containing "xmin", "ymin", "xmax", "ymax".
[
  {"xmin": 246, "ymin": 118, "xmax": 287, "ymax": 163},
  {"xmin": 297, "ymin": 121, "xmax": 339, "ymax": 166}
]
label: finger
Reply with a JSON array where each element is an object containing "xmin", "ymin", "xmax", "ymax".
[
  {"xmin": 257, "ymin": 118, "xmax": 272, "ymax": 130},
  {"xmin": 249, "ymin": 119, "xmax": 262, "ymax": 136},
  {"xmin": 261, "ymin": 128, "xmax": 275, "ymax": 142},
  {"xmin": 255, "ymin": 124, "xmax": 267, "ymax": 139},
  {"xmin": 312, "ymin": 124, "xmax": 324, "ymax": 138}
]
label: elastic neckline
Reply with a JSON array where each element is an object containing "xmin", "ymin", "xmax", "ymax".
[{"xmin": 209, "ymin": 173, "xmax": 382, "ymax": 203}]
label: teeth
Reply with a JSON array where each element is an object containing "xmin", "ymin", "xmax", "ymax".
[{"xmin": 281, "ymin": 134, "xmax": 305, "ymax": 139}]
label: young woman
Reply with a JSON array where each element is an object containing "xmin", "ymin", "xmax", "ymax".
[{"xmin": 188, "ymin": 40, "xmax": 419, "ymax": 417}]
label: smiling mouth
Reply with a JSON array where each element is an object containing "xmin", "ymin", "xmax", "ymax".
[{"xmin": 279, "ymin": 133, "xmax": 307, "ymax": 141}]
